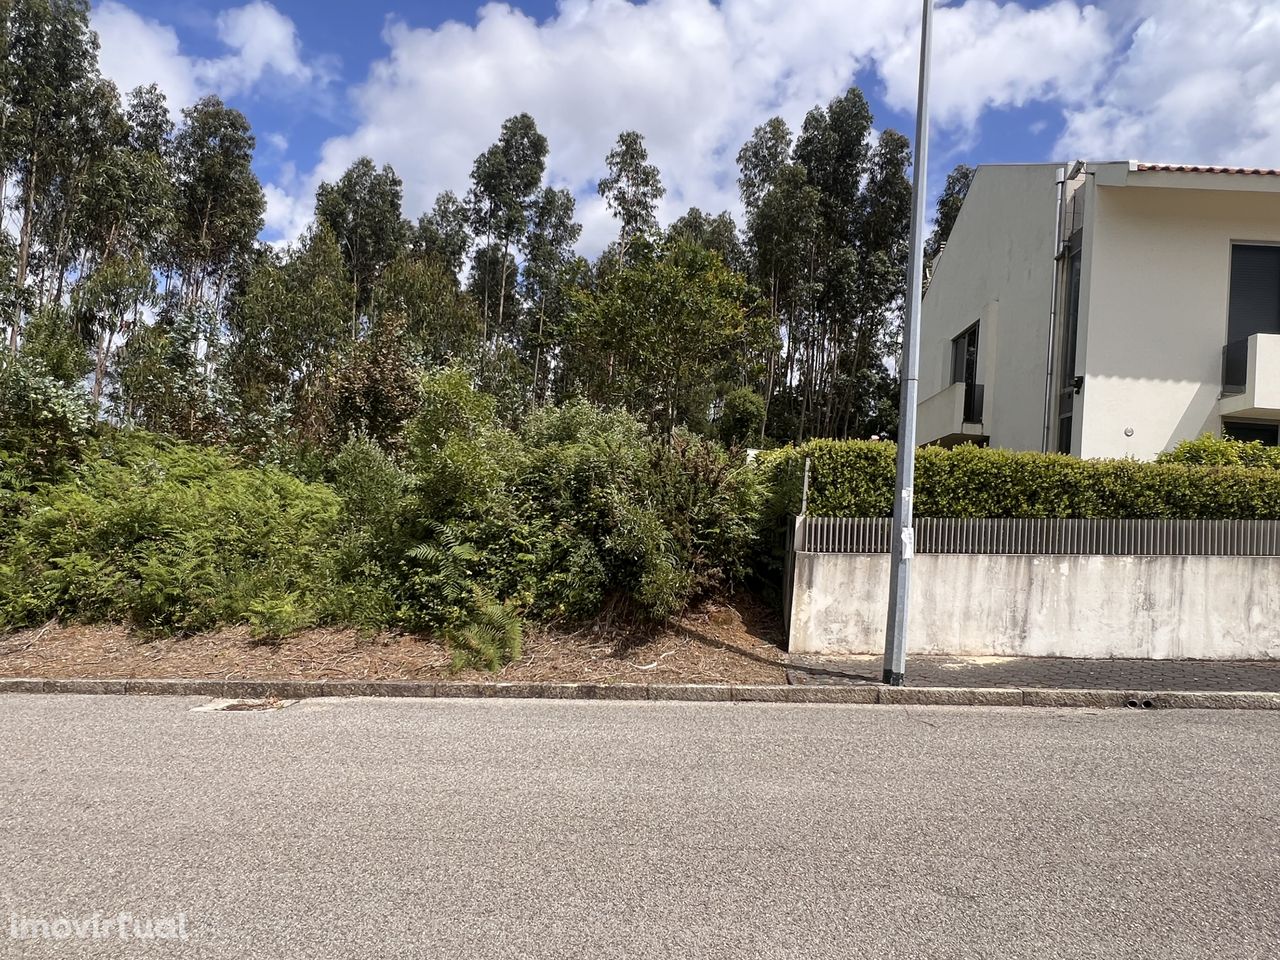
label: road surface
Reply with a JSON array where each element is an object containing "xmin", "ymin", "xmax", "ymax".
[{"xmin": 2, "ymin": 695, "xmax": 1278, "ymax": 958}]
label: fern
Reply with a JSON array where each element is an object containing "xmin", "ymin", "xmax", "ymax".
[
  {"xmin": 447, "ymin": 587, "xmax": 523, "ymax": 672},
  {"xmin": 407, "ymin": 522, "xmax": 523, "ymax": 671}
]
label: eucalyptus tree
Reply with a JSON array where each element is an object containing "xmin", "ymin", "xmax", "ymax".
[
  {"xmin": 3, "ymin": 0, "xmax": 100, "ymax": 351},
  {"xmin": 738, "ymin": 87, "xmax": 911, "ymax": 442},
  {"xmin": 466, "ymin": 114, "xmax": 548, "ymax": 346},
  {"xmin": 169, "ymin": 96, "xmax": 264, "ymax": 313},
  {"xmin": 924, "ymin": 164, "xmax": 975, "ymax": 267},
  {"xmin": 736, "ymin": 117, "xmax": 792, "ymax": 216},
  {"xmin": 315, "ymin": 157, "xmax": 410, "ymax": 333},
  {"xmin": 412, "ymin": 190, "xmax": 471, "ymax": 278},
  {"xmin": 522, "ymin": 186, "xmax": 582, "ymax": 404},
  {"xmin": 224, "ymin": 222, "xmax": 352, "ymax": 449},
  {"xmin": 597, "ymin": 130, "xmax": 664, "ymax": 264},
  {"xmin": 376, "ymin": 252, "xmax": 481, "ymax": 370},
  {"xmin": 666, "ymin": 207, "xmax": 746, "ymax": 275},
  {"xmin": 567, "ymin": 238, "xmax": 768, "ymax": 435}
]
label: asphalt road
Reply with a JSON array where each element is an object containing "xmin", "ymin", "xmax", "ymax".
[{"xmin": 1, "ymin": 696, "xmax": 1278, "ymax": 959}]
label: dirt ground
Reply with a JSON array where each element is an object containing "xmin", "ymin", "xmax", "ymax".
[{"xmin": 0, "ymin": 595, "xmax": 788, "ymax": 686}]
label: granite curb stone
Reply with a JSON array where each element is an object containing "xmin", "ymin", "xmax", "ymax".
[{"xmin": 5, "ymin": 677, "xmax": 1280, "ymax": 709}]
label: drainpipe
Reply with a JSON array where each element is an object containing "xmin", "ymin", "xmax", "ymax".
[{"xmin": 1041, "ymin": 166, "xmax": 1069, "ymax": 453}]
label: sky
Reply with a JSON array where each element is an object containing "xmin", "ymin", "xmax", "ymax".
[{"xmin": 88, "ymin": 0, "xmax": 1280, "ymax": 256}]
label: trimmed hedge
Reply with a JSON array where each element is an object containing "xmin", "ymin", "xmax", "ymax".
[
  {"xmin": 1158, "ymin": 434, "xmax": 1280, "ymax": 471},
  {"xmin": 755, "ymin": 439, "xmax": 1280, "ymax": 520}
]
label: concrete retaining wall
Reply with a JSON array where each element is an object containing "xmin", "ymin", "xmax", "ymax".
[{"xmin": 789, "ymin": 552, "xmax": 1280, "ymax": 660}]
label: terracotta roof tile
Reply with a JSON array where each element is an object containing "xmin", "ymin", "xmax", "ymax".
[{"xmin": 1134, "ymin": 163, "xmax": 1280, "ymax": 176}]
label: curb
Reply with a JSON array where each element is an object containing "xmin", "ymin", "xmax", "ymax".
[{"xmin": 2, "ymin": 677, "xmax": 1279, "ymax": 709}]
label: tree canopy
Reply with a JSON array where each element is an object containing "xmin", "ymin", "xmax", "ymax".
[{"xmin": 1, "ymin": 0, "xmax": 921, "ymax": 458}]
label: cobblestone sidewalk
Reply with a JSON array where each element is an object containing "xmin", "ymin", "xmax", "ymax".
[{"xmin": 787, "ymin": 655, "xmax": 1280, "ymax": 691}]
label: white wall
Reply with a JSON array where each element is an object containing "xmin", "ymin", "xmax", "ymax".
[
  {"xmin": 1078, "ymin": 184, "xmax": 1280, "ymax": 459},
  {"xmin": 917, "ymin": 164, "xmax": 1062, "ymax": 450},
  {"xmin": 789, "ymin": 552, "xmax": 1280, "ymax": 660}
]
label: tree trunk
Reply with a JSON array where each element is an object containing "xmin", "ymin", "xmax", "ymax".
[{"xmin": 11, "ymin": 152, "xmax": 38, "ymax": 352}]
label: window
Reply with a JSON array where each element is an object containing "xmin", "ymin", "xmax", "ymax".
[
  {"xmin": 950, "ymin": 323, "xmax": 979, "ymax": 386},
  {"xmin": 1223, "ymin": 420, "xmax": 1279, "ymax": 446},
  {"xmin": 1056, "ymin": 240, "xmax": 1083, "ymax": 454},
  {"xmin": 1228, "ymin": 244, "xmax": 1280, "ymax": 344}
]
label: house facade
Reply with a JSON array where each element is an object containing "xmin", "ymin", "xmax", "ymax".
[{"xmin": 917, "ymin": 161, "xmax": 1280, "ymax": 459}]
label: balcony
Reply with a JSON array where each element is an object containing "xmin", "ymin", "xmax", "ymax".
[
  {"xmin": 918, "ymin": 380, "xmax": 986, "ymax": 447},
  {"xmin": 1220, "ymin": 334, "xmax": 1280, "ymax": 419}
]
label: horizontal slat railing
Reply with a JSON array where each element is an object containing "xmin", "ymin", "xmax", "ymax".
[{"xmin": 795, "ymin": 516, "xmax": 1280, "ymax": 557}]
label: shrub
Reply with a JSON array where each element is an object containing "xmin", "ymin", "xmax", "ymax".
[
  {"xmin": 0, "ymin": 352, "xmax": 93, "ymax": 489},
  {"xmin": 0, "ymin": 432, "xmax": 341, "ymax": 631},
  {"xmin": 768, "ymin": 439, "xmax": 1280, "ymax": 520},
  {"xmin": 373, "ymin": 375, "xmax": 766, "ymax": 632},
  {"xmin": 1158, "ymin": 434, "xmax": 1280, "ymax": 471},
  {"xmin": 718, "ymin": 387, "xmax": 766, "ymax": 446}
]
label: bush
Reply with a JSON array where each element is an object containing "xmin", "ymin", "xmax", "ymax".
[
  {"xmin": 718, "ymin": 387, "xmax": 766, "ymax": 446},
  {"xmin": 0, "ymin": 432, "xmax": 341, "ymax": 631},
  {"xmin": 1158, "ymin": 434, "xmax": 1280, "ymax": 471},
  {"xmin": 768, "ymin": 439, "xmax": 1280, "ymax": 520},
  {"xmin": 371, "ymin": 374, "xmax": 766, "ymax": 632}
]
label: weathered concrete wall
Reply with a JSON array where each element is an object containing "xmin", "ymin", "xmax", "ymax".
[{"xmin": 789, "ymin": 552, "xmax": 1280, "ymax": 660}]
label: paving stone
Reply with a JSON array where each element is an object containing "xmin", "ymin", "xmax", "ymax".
[
  {"xmin": 221, "ymin": 680, "xmax": 326, "ymax": 700},
  {"xmin": 435, "ymin": 682, "xmax": 508, "ymax": 698},
  {"xmin": 319, "ymin": 681, "xmax": 385, "ymax": 698}
]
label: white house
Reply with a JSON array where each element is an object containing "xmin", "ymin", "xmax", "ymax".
[{"xmin": 916, "ymin": 161, "xmax": 1280, "ymax": 459}]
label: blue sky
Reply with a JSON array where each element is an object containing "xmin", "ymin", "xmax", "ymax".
[{"xmin": 89, "ymin": 1, "xmax": 1280, "ymax": 254}]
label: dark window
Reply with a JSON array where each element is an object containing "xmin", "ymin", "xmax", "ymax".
[
  {"xmin": 1223, "ymin": 421, "xmax": 1279, "ymax": 446},
  {"xmin": 1056, "ymin": 241, "xmax": 1083, "ymax": 454},
  {"xmin": 950, "ymin": 323, "xmax": 979, "ymax": 385},
  {"xmin": 1228, "ymin": 244, "xmax": 1280, "ymax": 343}
]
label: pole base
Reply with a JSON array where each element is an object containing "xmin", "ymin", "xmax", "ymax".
[{"xmin": 882, "ymin": 670, "xmax": 905, "ymax": 686}]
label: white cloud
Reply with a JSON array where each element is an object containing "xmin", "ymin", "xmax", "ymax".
[
  {"xmin": 91, "ymin": 0, "xmax": 1280, "ymax": 257},
  {"xmin": 876, "ymin": 0, "xmax": 1111, "ymax": 131},
  {"xmin": 92, "ymin": 1, "xmax": 199, "ymax": 108},
  {"xmin": 275, "ymin": 0, "xmax": 1113, "ymax": 252},
  {"xmin": 91, "ymin": 0, "xmax": 326, "ymax": 113},
  {"xmin": 1057, "ymin": 0, "xmax": 1280, "ymax": 165}
]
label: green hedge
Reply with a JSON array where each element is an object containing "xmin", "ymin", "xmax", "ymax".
[
  {"xmin": 1158, "ymin": 434, "xmax": 1280, "ymax": 470},
  {"xmin": 755, "ymin": 439, "xmax": 1280, "ymax": 520}
]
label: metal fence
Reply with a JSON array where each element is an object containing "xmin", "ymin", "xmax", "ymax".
[{"xmin": 795, "ymin": 516, "xmax": 1280, "ymax": 557}]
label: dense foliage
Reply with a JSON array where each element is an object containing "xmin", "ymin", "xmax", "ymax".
[
  {"xmin": 759, "ymin": 439, "xmax": 1280, "ymax": 520},
  {"xmin": 1158, "ymin": 434, "xmax": 1280, "ymax": 471},
  {"xmin": 0, "ymin": 433, "xmax": 340, "ymax": 635},
  {"xmin": 0, "ymin": 372, "xmax": 768, "ymax": 667}
]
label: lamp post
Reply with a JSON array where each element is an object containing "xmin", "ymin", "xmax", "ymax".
[{"xmin": 883, "ymin": 0, "xmax": 934, "ymax": 686}]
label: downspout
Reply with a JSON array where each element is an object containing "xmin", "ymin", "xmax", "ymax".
[{"xmin": 1041, "ymin": 166, "xmax": 1069, "ymax": 453}]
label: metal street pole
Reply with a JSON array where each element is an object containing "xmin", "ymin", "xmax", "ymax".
[{"xmin": 883, "ymin": 0, "xmax": 934, "ymax": 686}]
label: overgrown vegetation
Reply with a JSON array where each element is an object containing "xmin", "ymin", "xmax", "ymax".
[
  {"xmin": 0, "ymin": 371, "xmax": 768, "ymax": 668},
  {"xmin": 0, "ymin": 433, "xmax": 339, "ymax": 635}
]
